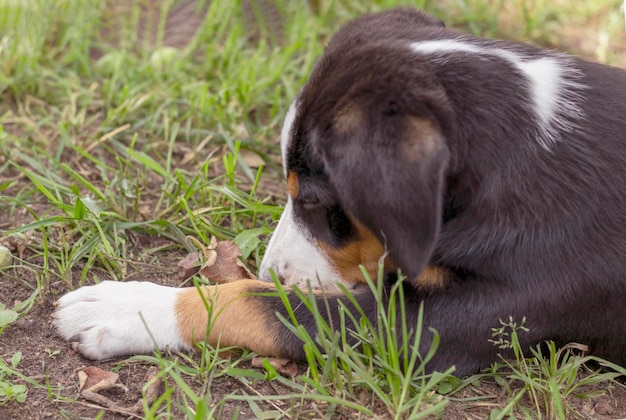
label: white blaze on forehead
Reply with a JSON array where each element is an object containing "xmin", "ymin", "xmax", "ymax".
[
  {"xmin": 281, "ymin": 100, "xmax": 298, "ymax": 176},
  {"xmin": 259, "ymin": 199, "xmax": 344, "ymax": 289},
  {"xmin": 411, "ymin": 39, "xmax": 586, "ymax": 150}
]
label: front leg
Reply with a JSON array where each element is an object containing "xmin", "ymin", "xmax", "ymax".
[
  {"xmin": 53, "ymin": 280, "xmax": 287, "ymax": 360},
  {"xmin": 54, "ymin": 281, "xmax": 190, "ymax": 359}
]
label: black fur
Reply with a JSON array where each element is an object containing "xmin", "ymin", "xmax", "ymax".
[{"xmin": 270, "ymin": 8, "xmax": 626, "ymax": 375}]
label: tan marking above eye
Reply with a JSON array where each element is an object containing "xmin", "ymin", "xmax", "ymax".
[
  {"xmin": 401, "ymin": 117, "xmax": 445, "ymax": 163},
  {"xmin": 318, "ymin": 216, "xmax": 392, "ymax": 285},
  {"xmin": 287, "ymin": 171, "xmax": 299, "ymax": 198},
  {"xmin": 334, "ymin": 102, "xmax": 365, "ymax": 137}
]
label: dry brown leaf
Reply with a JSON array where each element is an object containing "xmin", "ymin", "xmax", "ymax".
[
  {"xmin": 235, "ymin": 258, "xmax": 256, "ymax": 279},
  {"xmin": 177, "ymin": 252, "xmax": 200, "ymax": 280},
  {"xmin": 78, "ymin": 366, "xmax": 127, "ymax": 393},
  {"xmin": 197, "ymin": 237, "xmax": 256, "ymax": 283},
  {"xmin": 204, "ymin": 249, "xmax": 218, "ymax": 268},
  {"xmin": 251, "ymin": 357, "xmax": 298, "ymax": 378},
  {"xmin": 77, "ymin": 366, "xmax": 162, "ymax": 417}
]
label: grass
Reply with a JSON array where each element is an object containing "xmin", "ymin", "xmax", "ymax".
[
  {"xmin": 0, "ymin": 0, "xmax": 625, "ymax": 418},
  {"xmin": 277, "ymin": 269, "xmax": 454, "ymax": 418}
]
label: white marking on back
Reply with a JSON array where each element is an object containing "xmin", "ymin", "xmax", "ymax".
[
  {"xmin": 411, "ymin": 38, "xmax": 586, "ymax": 150},
  {"xmin": 516, "ymin": 58, "xmax": 560, "ymax": 126}
]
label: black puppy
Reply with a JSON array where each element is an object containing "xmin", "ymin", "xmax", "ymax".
[{"xmin": 55, "ymin": 8, "xmax": 626, "ymax": 376}]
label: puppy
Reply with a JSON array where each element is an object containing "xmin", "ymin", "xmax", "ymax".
[{"xmin": 55, "ymin": 8, "xmax": 626, "ymax": 376}]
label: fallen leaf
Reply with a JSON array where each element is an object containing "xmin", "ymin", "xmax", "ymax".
[
  {"xmin": 77, "ymin": 366, "xmax": 162, "ymax": 417},
  {"xmin": 251, "ymin": 357, "xmax": 298, "ymax": 378},
  {"xmin": 78, "ymin": 366, "xmax": 127, "ymax": 393},
  {"xmin": 177, "ymin": 252, "xmax": 200, "ymax": 280},
  {"xmin": 199, "ymin": 240, "xmax": 255, "ymax": 283},
  {"xmin": 185, "ymin": 236, "xmax": 256, "ymax": 284},
  {"xmin": 235, "ymin": 258, "xmax": 256, "ymax": 279}
]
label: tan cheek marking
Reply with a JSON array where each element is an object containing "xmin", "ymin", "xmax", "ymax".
[
  {"xmin": 415, "ymin": 265, "xmax": 449, "ymax": 289},
  {"xmin": 317, "ymin": 215, "xmax": 449, "ymax": 289},
  {"xmin": 287, "ymin": 171, "xmax": 299, "ymax": 198},
  {"xmin": 319, "ymin": 218, "xmax": 392, "ymax": 284},
  {"xmin": 174, "ymin": 280, "xmax": 282, "ymax": 356}
]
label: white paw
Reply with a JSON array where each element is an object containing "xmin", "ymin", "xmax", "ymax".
[{"xmin": 54, "ymin": 281, "xmax": 189, "ymax": 360}]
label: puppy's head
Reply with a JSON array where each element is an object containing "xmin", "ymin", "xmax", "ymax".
[{"xmin": 259, "ymin": 9, "xmax": 454, "ymax": 289}]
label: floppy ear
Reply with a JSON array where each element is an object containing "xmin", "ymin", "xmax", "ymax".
[{"xmin": 318, "ymin": 104, "xmax": 450, "ymax": 282}]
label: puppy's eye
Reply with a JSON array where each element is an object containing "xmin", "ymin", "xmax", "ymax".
[
  {"xmin": 326, "ymin": 205, "xmax": 354, "ymax": 243},
  {"xmin": 301, "ymin": 195, "xmax": 321, "ymax": 209}
]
